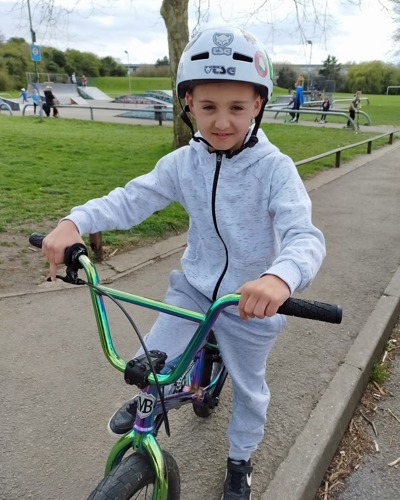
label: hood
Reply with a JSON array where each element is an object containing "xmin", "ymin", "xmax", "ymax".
[{"xmin": 189, "ymin": 126, "xmax": 280, "ymax": 173}]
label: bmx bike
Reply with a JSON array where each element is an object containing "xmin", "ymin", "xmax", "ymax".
[{"xmin": 29, "ymin": 233, "xmax": 342, "ymax": 499}]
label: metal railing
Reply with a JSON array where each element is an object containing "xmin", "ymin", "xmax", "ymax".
[
  {"xmin": 264, "ymin": 107, "xmax": 372, "ymax": 128},
  {"xmin": 22, "ymin": 103, "xmax": 172, "ymax": 125},
  {"xmin": 295, "ymin": 129, "xmax": 400, "ymax": 169},
  {"xmin": 21, "ymin": 102, "xmax": 371, "ymax": 129},
  {"xmin": 0, "ymin": 101, "xmax": 13, "ymax": 115},
  {"xmin": 332, "ymin": 97, "xmax": 370, "ymax": 106}
]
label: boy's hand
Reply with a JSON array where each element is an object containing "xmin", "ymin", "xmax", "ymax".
[
  {"xmin": 42, "ymin": 220, "xmax": 84, "ymax": 281},
  {"xmin": 237, "ymin": 275, "xmax": 290, "ymax": 321}
]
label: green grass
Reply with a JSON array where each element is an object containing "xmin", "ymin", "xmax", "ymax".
[
  {"xmin": 1, "ymin": 85, "xmax": 399, "ymax": 251},
  {"xmin": 0, "ymin": 117, "xmax": 181, "ymax": 247},
  {"xmin": 370, "ymin": 361, "xmax": 390, "ymax": 384},
  {"xmin": 91, "ymin": 76, "xmax": 172, "ymax": 95}
]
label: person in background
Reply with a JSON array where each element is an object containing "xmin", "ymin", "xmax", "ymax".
[
  {"xmin": 319, "ymin": 97, "xmax": 330, "ymax": 123},
  {"xmin": 30, "ymin": 89, "xmax": 41, "ymax": 115},
  {"xmin": 287, "ymin": 93, "xmax": 296, "ymax": 121},
  {"xmin": 291, "ymin": 82, "xmax": 304, "ymax": 122},
  {"xmin": 20, "ymin": 88, "xmax": 28, "ymax": 104},
  {"xmin": 43, "ymin": 85, "xmax": 59, "ymax": 118},
  {"xmin": 347, "ymin": 91, "xmax": 361, "ymax": 127},
  {"xmin": 81, "ymin": 74, "xmax": 87, "ymax": 87},
  {"xmin": 71, "ymin": 73, "xmax": 77, "ymax": 84}
]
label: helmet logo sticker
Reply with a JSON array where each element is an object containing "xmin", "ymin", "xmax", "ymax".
[
  {"xmin": 254, "ymin": 51, "xmax": 269, "ymax": 78},
  {"xmin": 204, "ymin": 66, "xmax": 236, "ymax": 75},
  {"xmin": 212, "ymin": 32, "xmax": 234, "ymax": 55}
]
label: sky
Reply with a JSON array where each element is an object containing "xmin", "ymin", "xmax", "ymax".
[{"xmin": 0, "ymin": 0, "xmax": 398, "ymax": 67}]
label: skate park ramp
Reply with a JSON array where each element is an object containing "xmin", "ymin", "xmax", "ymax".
[
  {"xmin": 27, "ymin": 83, "xmax": 111, "ymax": 105},
  {"xmin": 0, "ymin": 96, "xmax": 20, "ymax": 111},
  {"xmin": 78, "ymin": 87, "xmax": 111, "ymax": 100}
]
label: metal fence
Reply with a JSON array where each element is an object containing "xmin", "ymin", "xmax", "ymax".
[
  {"xmin": 22, "ymin": 103, "xmax": 171, "ymax": 125},
  {"xmin": 264, "ymin": 107, "xmax": 371, "ymax": 129}
]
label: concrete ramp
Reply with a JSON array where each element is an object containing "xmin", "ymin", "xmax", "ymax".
[
  {"xmin": 69, "ymin": 95, "xmax": 88, "ymax": 106},
  {"xmin": 28, "ymin": 83, "xmax": 79, "ymax": 105},
  {"xmin": 79, "ymin": 87, "xmax": 111, "ymax": 100},
  {"xmin": 0, "ymin": 97, "xmax": 20, "ymax": 111},
  {"xmin": 25, "ymin": 83, "xmax": 110, "ymax": 105}
]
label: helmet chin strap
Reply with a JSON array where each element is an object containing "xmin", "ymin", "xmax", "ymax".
[{"xmin": 179, "ymin": 100, "xmax": 267, "ymax": 159}]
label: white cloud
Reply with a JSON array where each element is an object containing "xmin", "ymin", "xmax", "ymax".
[{"xmin": 0, "ymin": 0, "xmax": 398, "ymax": 65}]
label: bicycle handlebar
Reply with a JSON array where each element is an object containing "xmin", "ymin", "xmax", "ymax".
[
  {"xmin": 29, "ymin": 231, "xmax": 342, "ymax": 382},
  {"xmin": 29, "ymin": 232, "xmax": 342, "ymax": 325}
]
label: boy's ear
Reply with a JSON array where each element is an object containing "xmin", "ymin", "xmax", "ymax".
[
  {"xmin": 185, "ymin": 92, "xmax": 195, "ymax": 114},
  {"xmin": 253, "ymin": 96, "xmax": 262, "ymax": 118}
]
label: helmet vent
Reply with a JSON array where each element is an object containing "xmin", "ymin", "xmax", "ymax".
[
  {"xmin": 191, "ymin": 52, "xmax": 209, "ymax": 61},
  {"xmin": 233, "ymin": 53, "xmax": 253, "ymax": 63}
]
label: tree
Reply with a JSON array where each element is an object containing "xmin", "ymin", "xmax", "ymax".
[
  {"xmin": 346, "ymin": 61, "xmax": 400, "ymax": 94},
  {"xmin": 0, "ymin": 39, "xmax": 32, "ymax": 87},
  {"xmin": 100, "ymin": 56, "xmax": 126, "ymax": 76},
  {"xmin": 392, "ymin": 0, "xmax": 400, "ymax": 56},
  {"xmin": 155, "ymin": 56, "xmax": 170, "ymax": 66},
  {"xmin": 276, "ymin": 65, "xmax": 297, "ymax": 90},
  {"xmin": 160, "ymin": 0, "xmax": 191, "ymax": 148},
  {"xmin": 319, "ymin": 55, "xmax": 341, "ymax": 81},
  {"xmin": 64, "ymin": 48, "xmax": 101, "ymax": 77},
  {"xmin": 52, "ymin": 49, "xmax": 66, "ymax": 69},
  {"xmin": 317, "ymin": 54, "xmax": 346, "ymax": 91}
]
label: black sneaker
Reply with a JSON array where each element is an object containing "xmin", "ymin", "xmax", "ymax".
[
  {"xmin": 107, "ymin": 396, "xmax": 138, "ymax": 435},
  {"xmin": 222, "ymin": 458, "xmax": 252, "ymax": 499}
]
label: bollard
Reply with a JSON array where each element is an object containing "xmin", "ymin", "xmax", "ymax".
[{"xmin": 89, "ymin": 232, "xmax": 103, "ymax": 261}]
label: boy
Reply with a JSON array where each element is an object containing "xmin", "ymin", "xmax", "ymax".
[
  {"xmin": 42, "ymin": 26, "xmax": 325, "ymax": 499},
  {"xmin": 20, "ymin": 87, "xmax": 28, "ymax": 104},
  {"xmin": 30, "ymin": 89, "xmax": 41, "ymax": 115}
]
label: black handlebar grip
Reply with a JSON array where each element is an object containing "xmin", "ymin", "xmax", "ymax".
[
  {"xmin": 278, "ymin": 298, "xmax": 342, "ymax": 324},
  {"xmin": 63, "ymin": 243, "xmax": 88, "ymax": 266},
  {"xmin": 29, "ymin": 233, "xmax": 88, "ymax": 266},
  {"xmin": 29, "ymin": 233, "xmax": 45, "ymax": 249}
]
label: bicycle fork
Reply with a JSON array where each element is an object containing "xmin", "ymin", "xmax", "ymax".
[{"xmin": 105, "ymin": 385, "xmax": 170, "ymax": 499}]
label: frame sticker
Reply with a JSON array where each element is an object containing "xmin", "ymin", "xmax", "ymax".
[{"xmin": 137, "ymin": 392, "xmax": 157, "ymax": 419}]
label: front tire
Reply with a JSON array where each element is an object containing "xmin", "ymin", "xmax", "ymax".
[{"xmin": 87, "ymin": 450, "xmax": 180, "ymax": 500}]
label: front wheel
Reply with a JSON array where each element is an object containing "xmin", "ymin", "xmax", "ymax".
[{"xmin": 87, "ymin": 450, "xmax": 180, "ymax": 500}]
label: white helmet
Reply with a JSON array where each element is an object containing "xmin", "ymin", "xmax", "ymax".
[{"xmin": 176, "ymin": 26, "xmax": 273, "ymax": 102}]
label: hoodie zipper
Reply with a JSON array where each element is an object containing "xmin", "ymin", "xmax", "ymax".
[{"xmin": 211, "ymin": 153, "xmax": 229, "ymax": 301}]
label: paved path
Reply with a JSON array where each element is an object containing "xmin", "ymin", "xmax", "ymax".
[{"xmin": 1, "ymin": 127, "xmax": 400, "ymax": 500}]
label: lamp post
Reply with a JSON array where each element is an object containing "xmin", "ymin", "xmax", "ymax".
[
  {"xmin": 27, "ymin": 0, "xmax": 39, "ymax": 84},
  {"xmin": 27, "ymin": 0, "xmax": 43, "ymax": 119},
  {"xmin": 124, "ymin": 50, "xmax": 132, "ymax": 95},
  {"xmin": 307, "ymin": 40, "xmax": 313, "ymax": 91}
]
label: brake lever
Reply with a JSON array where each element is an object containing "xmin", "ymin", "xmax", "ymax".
[{"xmin": 46, "ymin": 264, "xmax": 86, "ymax": 285}]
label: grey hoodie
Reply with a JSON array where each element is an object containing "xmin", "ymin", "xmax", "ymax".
[{"xmin": 66, "ymin": 129, "xmax": 325, "ymax": 300}]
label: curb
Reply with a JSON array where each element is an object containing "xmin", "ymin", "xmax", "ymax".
[{"xmin": 261, "ymin": 266, "xmax": 400, "ymax": 500}]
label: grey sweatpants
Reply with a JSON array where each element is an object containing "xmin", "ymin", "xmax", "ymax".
[{"xmin": 137, "ymin": 270, "xmax": 286, "ymax": 461}]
